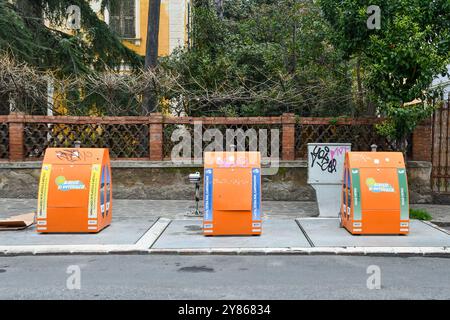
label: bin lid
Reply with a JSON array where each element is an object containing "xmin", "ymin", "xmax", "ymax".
[
  {"xmin": 346, "ymin": 152, "xmax": 405, "ymax": 168},
  {"xmin": 204, "ymin": 151, "xmax": 261, "ymax": 168},
  {"xmin": 43, "ymin": 148, "xmax": 108, "ymax": 165}
]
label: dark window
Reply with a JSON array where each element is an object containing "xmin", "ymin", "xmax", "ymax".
[{"xmin": 109, "ymin": 0, "xmax": 136, "ymax": 38}]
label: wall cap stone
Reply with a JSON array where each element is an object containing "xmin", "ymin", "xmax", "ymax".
[
  {"xmin": 0, "ymin": 160, "xmax": 309, "ymax": 169},
  {"xmin": 407, "ymin": 161, "xmax": 432, "ymax": 168},
  {"xmin": 0, "ymin": 160, "xmax": 431, "ymax": 169}
]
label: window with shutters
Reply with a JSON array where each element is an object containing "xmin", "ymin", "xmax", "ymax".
[{"xmin": 109, "ymin": 0, "xmax": 136, "ymax": 38}]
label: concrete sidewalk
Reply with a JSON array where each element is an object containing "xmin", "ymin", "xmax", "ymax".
[
  {"xmin": 1, "ymin": 198, "xmax": 449, "ymax": 222},
  {"xmin": 0, "ymin": 198, "xmax": 318, "ymax": 220},
  {"xmin": 0, "ymin": 199, "xmax": 449, "ymax": 256}
]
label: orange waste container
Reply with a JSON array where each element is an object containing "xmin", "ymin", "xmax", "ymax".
[
  {"xmin": 203, "ymin": 151, "xmax": 262, "ymax": 236},
  {"xmin": 36, "ymin": 148, "xmax": 112, "ymax": 233},
  {"xmin": 340, "ymin": 152, "xmax": 409, "ymax": 235}
]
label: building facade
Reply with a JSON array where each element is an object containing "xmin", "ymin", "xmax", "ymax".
[
  {"xmin": 431, "ymin": 65, "xmax": 450, "ymax": 100},
  {"xmin": 90, "ymin": 0, "xmax": 191, "ymax": 56}
]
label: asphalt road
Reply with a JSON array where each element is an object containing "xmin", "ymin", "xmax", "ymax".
[{"xmin": 0, "ymin": 255, "xmax": 449, "ymax": 300}]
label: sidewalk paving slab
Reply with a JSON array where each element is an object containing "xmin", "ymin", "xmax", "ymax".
[
  {"xmin": 296, "ymin": 218, "xmax": 450, "ymax": 247},
  {"xmin": 152, "ymin": 219, "xmax": 311, "ymax": 249},
  {"xmin": 0, "ymin": 217, "xmax": 157, "ymax": 246}
]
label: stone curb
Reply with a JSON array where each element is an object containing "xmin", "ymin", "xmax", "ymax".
[
  {"xmin": 0, "ymin": 246, "xmax": 449, "ymax": 257},
  {"xmin": 0, "ymin": 245, "xmax": 450, "ymax": 258},
  {"xmin": 147, "ymin": 247, "xmax": 450, "ymax": 257}
]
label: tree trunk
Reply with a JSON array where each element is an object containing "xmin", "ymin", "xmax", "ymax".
[
  {"xmin": 143, "ymin": 0, "xmax": 161, "ymax": 114},
  {"xmin": 395, "ymin": 136, "xmax": 409, "ymax": 162}
]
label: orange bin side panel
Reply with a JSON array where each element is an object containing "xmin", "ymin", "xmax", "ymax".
[
  {"xmin": 356, "ymin": 210, "xmax": 403, "ymax": 234},
  {"xmin": 340, "ymin": 152, "xmax": 410, "ymax": 235},
  {"xmin": 213, "ymin": 168, "xmax": 252, "ymax": 211},
  {"xmin": 208, "ymin": 211, "xmax": 255, "ymax": 236},
  {"xmin": 203, "ymin": 152, "xmax": 262, "ymax": 236},
  {"xmin": 47, "ymin": 165, "xmax": 92, "ymax": 208},
  {"xmin": 36, "ymin": 148, "xmax": 112, "ymax": 233},
  {"xmin": 359, "ymin": 168, "xmax": 400, "ymax": 211}
]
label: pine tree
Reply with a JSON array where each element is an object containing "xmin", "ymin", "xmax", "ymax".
[{"xmin": 0, "ymin": 0, "xmax": 143, "ymax": 76}]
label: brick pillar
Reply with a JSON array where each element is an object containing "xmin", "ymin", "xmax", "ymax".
[
  {"xmin": 8, "ymin": 115, "xmax": 25, "ymax": 161},
  {"xmin": 149, "ymin": 113, "xmax": 163, "ymax": 161},
  {"xmin": 412, "ymin": 119, "xmax": 432, "ymax": 162},
  {"xmin": 282, "ymin": 113, "xmax": 296, "ymax": 161}
]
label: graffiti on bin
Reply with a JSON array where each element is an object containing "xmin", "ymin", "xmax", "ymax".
[{"xmin": 55, "ymin": 149, "xmax": 92, "ymax": 162}]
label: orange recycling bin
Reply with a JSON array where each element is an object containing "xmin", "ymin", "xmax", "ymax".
[
  {"xmin": 36, "ymin": 148, "xmax": 112, "ymax": 233},
  {"xmin": 203, "ymin": 151, "xmax": 262, "ymax": 236},
  {"xmin": 340, "ymin": 152, "xmax": 409, "ymax": 235}
]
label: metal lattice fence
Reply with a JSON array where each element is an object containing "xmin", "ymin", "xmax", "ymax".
[
  {"xmin": 431, "ymin": 99, "xmax": 450, "ymax": 193},
  {"xmin": 163, "ymin": 122, "xmax": 282, "ymax": 159},
  {"xmin": 0, "ymin": 122, "xmax": 8, "ymax": 159},
  {"xmin": 24, "ymin": 123, "xmax": 149, "ymax": 159},
  {"xmin": 1, "ymin": 114, "xmax": 421, "ymax": 162},
  {"xmin": 295, "ymin": 122, "xmax": 395, "ymax": 159}
]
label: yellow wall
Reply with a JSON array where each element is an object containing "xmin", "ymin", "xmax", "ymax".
[
  {"xmin": 122, "ymin": 0, "xmax": 170, "ymax": 56},
  {"xmin": 51, "ymin": 1, "xmax": 182, "ymax": 57}
]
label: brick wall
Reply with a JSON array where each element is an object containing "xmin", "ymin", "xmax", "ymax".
[
  {"xmin": 411, "ymin": 119, "xmax": 432, "ymax": 162},
  {"xmin": 0, "ymin": 113, "xmax": 434, "ymax": 162}
]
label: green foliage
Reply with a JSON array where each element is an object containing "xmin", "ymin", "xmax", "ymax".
[
  {"xmin": 0, "ymin": 0, "xmax": 143, "ymax": 76},
  {"xmin": 162, "ymin": 0, "xmax": 356, "ymax": 117},
  {"xmin": 409, "ymin": 208, "xmax": 432, "ymax": 221},
  {"xmin": 0, "ymin": 2, "xmax": 35, "ymax": 62},
  {"xmin": 376, "ymin": 103, "xmax": 436, "ymax": 141},
  {"xmin": 319, "ymin": 0, "xmax": 450, "ymax": 149}
]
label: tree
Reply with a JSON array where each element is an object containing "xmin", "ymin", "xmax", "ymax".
[
  {"xmin": 162, "ymin": 0, "xmax": 356, "ymax": 117},
  {"xmin": 0, "ymin": 0, "xmax": 143, "ymax": 76},
  {"xmin": 319, "ymin": 0, "xmax": 450, "ymax": 152},
  {"xmin": 143, "ymin": 0, "xmax": 161, "ymax": 114}
]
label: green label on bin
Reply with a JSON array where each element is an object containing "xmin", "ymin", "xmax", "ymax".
[
  {"xmin": 351, "ymin": 169, "xmax": 362, "ymax": 220},
  {"xmin": 397, "ymin": 168, "xmax": 409, "ymax": 220}
]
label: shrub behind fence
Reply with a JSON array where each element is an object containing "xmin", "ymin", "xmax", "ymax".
[{"xmin": 295, "ymin": 119, "xmax": 395, "ymax": 159}]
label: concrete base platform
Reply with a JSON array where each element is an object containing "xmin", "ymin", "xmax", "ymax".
[
  {"xmin": 0, "ymin": 218, "xmax": 156, "ymax": 246},
  {"xmin": 153, "ymin": 219, "xmax": 311, "ymax": 249},
  {"xmin": 297, "ymin": 218, "xmax": 450, "ymax": 247}
]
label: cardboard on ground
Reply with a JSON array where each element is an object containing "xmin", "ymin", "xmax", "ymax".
[{"xmin": 0, "ymin": 213, "xmax": 35, "ymax": 231}]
